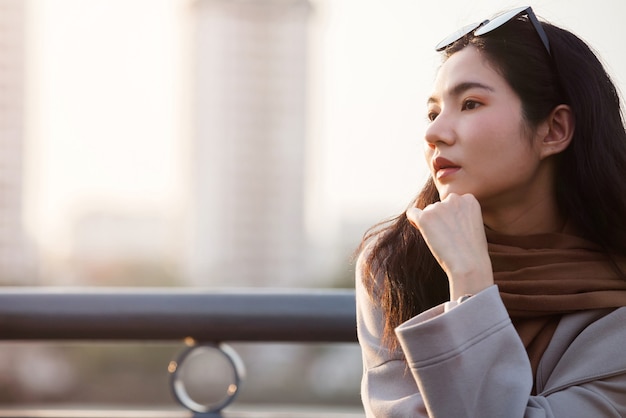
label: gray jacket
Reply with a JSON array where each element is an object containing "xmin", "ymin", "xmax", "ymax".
[{"xmin": 357, "ymin": 274, "xmax": 626, "ymax": 417}]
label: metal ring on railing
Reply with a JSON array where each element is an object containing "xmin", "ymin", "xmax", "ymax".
[{"xmin": 168, "ymin": 339, "xmax": 246, "ymax": 413}]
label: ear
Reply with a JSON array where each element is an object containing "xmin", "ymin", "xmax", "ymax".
[{"xmin": 538, "ymin": 104, "xmax": 575, "ymax": 159}]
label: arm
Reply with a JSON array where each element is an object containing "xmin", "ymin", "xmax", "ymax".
[
  {"xmin": 356, "ymin": 254, "xmax": 535, "ymax": 417},
  {"xmin": 395, "ymin": 286, "xmax": 626, "ymax": 418},
  {"xmin": 396, "ymin": 285, "xmax": 534, "ymax": 417}
]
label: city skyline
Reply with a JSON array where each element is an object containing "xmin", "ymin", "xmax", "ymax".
[
  {"xmin": 18, "ymin": 0, "xmax": 626, "ymax": 279},
  {"xmin": 185, "ymin": 0, "xmax": 313, "ymax": 286}
]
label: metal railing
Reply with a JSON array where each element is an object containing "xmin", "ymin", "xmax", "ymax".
[{"xmin": 0, "ymin": 287, "xmax": 361, "ymax": 417}]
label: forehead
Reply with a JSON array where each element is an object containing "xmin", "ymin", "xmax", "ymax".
[{"xmin": 431, "ymin": 47, "xmax": 508, "ymax": 98}]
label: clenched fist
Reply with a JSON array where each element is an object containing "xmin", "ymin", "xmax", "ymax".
[{"xmin": 406, "ymin": 193, "xmax": 494, "ymax": 300}]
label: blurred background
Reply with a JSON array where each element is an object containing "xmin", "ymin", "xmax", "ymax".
[{"xmin": 1, "ymin": 0, "xmax": 626, "ymax": 410}]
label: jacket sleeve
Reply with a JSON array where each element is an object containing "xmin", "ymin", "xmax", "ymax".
[
  {"xmin": 395, "ymin": 286, "xmax": 626, "ymax": 418},
  {"xmin": 395, "ymin": 285, "xmax": 534, "ymax": 417}
]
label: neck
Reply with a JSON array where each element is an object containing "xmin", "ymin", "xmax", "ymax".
[
  {"xmin": 482, "ymin": 196, "xmax": 565, "ymax": 235},
  {"xmin": 479, "ymin": 158, "xmax": 566, "ymax": 235}
]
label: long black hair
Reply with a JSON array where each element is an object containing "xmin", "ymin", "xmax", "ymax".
[{"xmin": 358, "ymin": 13, "xmax": 626, "ymax": 349}]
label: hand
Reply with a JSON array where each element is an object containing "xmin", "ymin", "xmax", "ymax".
[{"xmin": 406, "ymin": 193, "xmax": 494, "ymax": 300}]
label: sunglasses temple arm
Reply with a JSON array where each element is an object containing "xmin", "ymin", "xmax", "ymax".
[{"xmin": 527, "ymin": 9, "xmax": 551, "ymax": 54}]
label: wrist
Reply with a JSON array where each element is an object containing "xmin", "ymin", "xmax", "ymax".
[{"xmin": 448, "ymin": 269, "xmax": 494, "ymax": 301}]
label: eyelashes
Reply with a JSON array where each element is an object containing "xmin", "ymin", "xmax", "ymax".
[{"xmin": 427, "ymin": 99, "xmax": 483, "ymax": 122}]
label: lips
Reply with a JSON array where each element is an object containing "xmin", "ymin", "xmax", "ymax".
[
  {"xmin": 433, "ymin": 156, "xmax": 460, "ymax": 179},
  {"xmin": 433, "ymin": 156, "xmax": 459, "ymax": 171}
]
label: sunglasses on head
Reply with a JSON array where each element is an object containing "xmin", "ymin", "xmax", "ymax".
[{"xmin": 435, "ymin": 6, "xmax": 551, "ymax": 56}]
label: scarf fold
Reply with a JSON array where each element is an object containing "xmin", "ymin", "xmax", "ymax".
[{"xmin": 487, "ymin": 227, "xmax": 626, "ymax": 380}]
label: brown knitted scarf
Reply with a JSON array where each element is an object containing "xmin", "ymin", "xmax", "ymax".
[{"xmin": 487, "ymin": 227, "xmax": 626, "ymax": 380}]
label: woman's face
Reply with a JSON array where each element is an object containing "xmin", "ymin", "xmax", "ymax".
[{"xmin": 425, "ymin": 46, "xmax": 548, "ymax": 212}]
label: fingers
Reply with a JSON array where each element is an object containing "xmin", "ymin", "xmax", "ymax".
[{"xmin": 406, "ymin": 193, "xmax": 480, "ymax": 229}]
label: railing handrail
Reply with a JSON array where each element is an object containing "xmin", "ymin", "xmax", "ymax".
[{"xmin": 0, "ymin": 287, "xmax": 357, "ymax": 342}]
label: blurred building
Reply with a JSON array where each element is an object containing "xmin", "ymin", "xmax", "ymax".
[
  {"xmin": 72, "ymin": 211, "xmax": 178, "ymax": 265},
  {"xmin": 65, "ymin": 210, "xmax": 181, "ymax": 286},
  {"xmin": 186, "ymin": 0, "xmax": 312, "ymax": 286},
  {"xmin": 0, "ymin": 0, "xmax": 34, "ymax": 284}
]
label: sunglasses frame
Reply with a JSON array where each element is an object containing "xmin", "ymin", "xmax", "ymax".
[{"xmin": 435, "ymin": 6, "xmax": 551, "ymax": 56}]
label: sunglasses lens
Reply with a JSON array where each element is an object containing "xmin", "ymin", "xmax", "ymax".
[
  {"xmin": 434, "ymin": 6, "xmax": 550, "ymax": 56},
  {"xmin": 435, "ymin": 22, "xmax": 481, "ymax": 51},
  {"xmin": 474, "ymin": 6, "xmax": 528, "ymax": 37}
]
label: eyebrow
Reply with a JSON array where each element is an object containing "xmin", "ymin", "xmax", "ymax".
[{"xmin": 427, "ymin": 81, "xmax": 495, "ymax": 105}]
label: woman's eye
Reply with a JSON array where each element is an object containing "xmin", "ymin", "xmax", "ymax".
[
  {"xmin": 427, "ymin": 111, "xmax": 438, "ymax": 121},
  {"xmin": 462, "ymin": 100, "xmax": 481, "ymax": 111}
]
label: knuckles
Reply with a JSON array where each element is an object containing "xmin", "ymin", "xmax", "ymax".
[{"xmin": 406, "ymin": 193, "xmax": 482, "ymax": 229}]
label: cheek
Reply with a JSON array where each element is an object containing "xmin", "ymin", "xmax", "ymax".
[
  {"xmin": 480, "ymin": 142, "xmax": 539, "ymax": 185},
  {"xmin": 472, "ymin": 120, "xmax": 528, "ymax": 157},
  {"xmin": 465, "ymin": 128, "xmax": 534, "ymax": 179}
]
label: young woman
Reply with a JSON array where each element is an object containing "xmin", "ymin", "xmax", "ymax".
[{"xmin": 356, "ymin": 6, "xmax": 626, "ymax": 417}]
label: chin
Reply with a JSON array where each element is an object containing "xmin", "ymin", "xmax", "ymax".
[
  {"xmin": 435, "ymin": 187, "xmax": 456, "ymax": 200},
  {"xmin": 437, "ymin": 189, "xmax": 477, "ymax": 202},
  {"xmin": 435, "ymin": 182, "xmax": 477, "ymax": 201}
]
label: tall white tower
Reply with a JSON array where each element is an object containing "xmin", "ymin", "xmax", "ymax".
[
  {"xmin": 187, "ymin": 0, "xmax": 311, "ymax": 286},
  {"xmin": 0, "ymin": 0, "xmax": 32, "ymax": 284}
]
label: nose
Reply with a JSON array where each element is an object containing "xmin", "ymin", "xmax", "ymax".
[{"xmin": 424, "ymin": 112, "xmax": 456, "ymax": 149}]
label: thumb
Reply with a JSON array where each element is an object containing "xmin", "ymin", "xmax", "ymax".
[{"xmin": 405, "ymin": 207, "xmax": 422, "ymax": 228}]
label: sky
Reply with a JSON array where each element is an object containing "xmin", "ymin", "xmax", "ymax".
[{"xmin": 23, "ymin": 0, "xmax": 626, "ymax": 257}]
